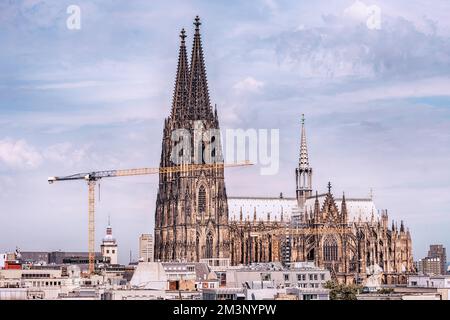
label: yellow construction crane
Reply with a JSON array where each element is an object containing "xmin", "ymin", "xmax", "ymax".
[{"xmin": 48, "ymin": 161, "xmax": 251, "ymax": 274}]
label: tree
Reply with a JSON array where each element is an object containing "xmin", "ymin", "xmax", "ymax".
[
  {"xmin": 377, "ymin": 288, "xmax": 394, "ymax": 294},
  {"xmin": 324, "ymin": 280, "xmax": 361, "ymax": 300}
]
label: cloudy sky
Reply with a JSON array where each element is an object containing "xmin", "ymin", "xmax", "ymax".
[{"xmin": 1, "ymin": 0, "xmax": 450, "ymax": 264}]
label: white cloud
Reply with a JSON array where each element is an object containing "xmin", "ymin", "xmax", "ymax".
[
  {"xmin": 233, "ymin": 77, "xmax": 264, "ymax": 93},
  {"xmin": 262, "ymin": 0, "xmax": 278, "ymax": 13},
  {"xmin": 0, "ymin": 139, "xmax": 109, "ymax": 171},
  {"xmin": 273, "ymin": 3, "xmax": 450, "ymax": 81},
  {"xmin": 0, "ymin": 138, "xmax": 42, "ymax": 169},
  {"xmin": 43, "ymin": 142, "xmax": 88, "ymax": 166},
  {"xmin": 332, "ymin": 76, "xmax": 450, "ymax": 103},
  {"xmin": 29, "ymin": 81, "xmax": 107, "ymax": 90},
  {"xmin": 343, "ymin": 1, "xmax": 372, "ymax": 23}
]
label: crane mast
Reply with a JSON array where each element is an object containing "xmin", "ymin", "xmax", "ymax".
[{"xmin": 88, "ymin": 180, "xmax": 95, "ymax": 273}]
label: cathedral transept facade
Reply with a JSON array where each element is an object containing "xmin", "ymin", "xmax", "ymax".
[{"xmin": 228, "ymin": 117, "xmax": 415, "ymax": 284}]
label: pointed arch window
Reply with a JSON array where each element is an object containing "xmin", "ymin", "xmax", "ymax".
[
  {"xmin": 211, "ymin": 136, "xmax": 216, "ymax": 160},
  {"xmin": 201, "ymin": 141, "xmax": 206, "ymax": 164},
  {"xmin": 323, "ymin": 237, "xmax": 338, "ymax": 262},
  {"xmin": 206, "ymin": 232, "xmax": 213, "ymax": 258},
  {"xmin": 198, "ymin": 185, "xmax": 206, "ymax": 213},
  {"xmin": 196, "ymin": 234, "xmax": 200, "ymax": 261},
  {"xmin": 184, "ymin": 190, "xmax": 191, "ymax": 217},
  {"xmin": 230, "ymin": 239, "xmax": 235, "ymax": 264},
  {"xmin": 307, "ymin": 248, "xmax": 315, "ymax": 261}
]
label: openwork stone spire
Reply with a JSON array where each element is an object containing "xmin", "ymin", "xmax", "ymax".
[
  {"xmin": 188, "ymin": 16, "xmax": 212, "ymax": 120},
  {"xmin": 171, "ymin": 28, "xmax": 189, "ymax": 120},
  {"xmin": 296, "ymin": 114, "xmax": 313, "ymax": 210},
  {"xmin": 299, "ymin": 114, "xmax": 309, "ymax": 169}
]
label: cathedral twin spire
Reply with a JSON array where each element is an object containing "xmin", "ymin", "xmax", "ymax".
[
  {"xmin": 171, "ymin": 28, "xmax": 189, "ymax": 120},
  {"xmin": 171, "ymin": 16, "xmax": 213, "ymax": 122}
]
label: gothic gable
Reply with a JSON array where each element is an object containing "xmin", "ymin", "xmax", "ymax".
[{"xmin": 320, "ymin": 192, "xmax": 340, "ymax": 224}]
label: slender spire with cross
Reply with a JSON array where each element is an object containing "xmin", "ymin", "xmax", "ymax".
[
  {"xmin": 188, "ymin": 15, "xmax": 213, "ymax": 120},
  {"xmin": 327, "ymin": 181, "xmax": 332, "ymax": 193},
  {"xmin": 296, "ymin": 114, "xmax": 313, "ymax": 212},
  {"xmin": 299, "ymin": 114, "xmax": 309, "ymax": 169},
  {"xmin": 170, "ymin": 28, "xmax": 189, "ymax": 120}
]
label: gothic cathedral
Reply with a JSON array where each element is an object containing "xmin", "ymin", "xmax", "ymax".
[
  {"xmin": 154, "ymin": 17, "xmax": 230, "ymax": 262},
  {"xmin": 154, "ymin": 17, "xmax": 415, "ymax": 284}
]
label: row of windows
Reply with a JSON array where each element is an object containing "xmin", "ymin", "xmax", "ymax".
[
  {"xmin": 303, "ymin": 294, "xmax": 319, "ymax": 300},
  {"xmin": 164, "ymin": 265, "xmax": 195, "ymax": 271},
  {"xmin": 22, "ymin": 273, "xmax": 50, "ymax": 278},
  {"xmin": 105, "ymin": 250, "xmax": 116, "ymax": 254},
  {"xmin": 167, "ymin": 275, "xmax": 196, "ymax": 280},
  {"xmin": 201, "ymin": 282, "xmax": 216, "ymax": 289},
  {"xmin": 121, "ymin": 295, "xmax": 156, "ymax": 299},
  {"xmin": 297, "ymin": 283, "xmax": 322, "ymax": 288},
  {"xmin": 29, "ymin": 280, "xmax": 62, "ymax": 287},
  {"xmin": 283, "ymin": 273, "xmax": 326, "ymax": 282}
]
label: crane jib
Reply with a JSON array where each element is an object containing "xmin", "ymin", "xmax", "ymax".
[
  {"xmin": 48, "ymin": 161, "xmax": 251, "ymax": 184},
  {"xmin": 47, "ymin": 160, "xmax": 251, "ymax": 274}
]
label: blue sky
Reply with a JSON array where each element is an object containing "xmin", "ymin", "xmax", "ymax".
[{"xmin": 1, "ymin": 0, "xmax": 450, "ymax": 264}]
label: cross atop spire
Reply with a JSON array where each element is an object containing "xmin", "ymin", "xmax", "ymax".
[
  {"xmin": 180, "ymin": 28, "xmax": 186, "ymax": 43},
  {"xmin": 327, "ymin": 182, "xmax": 332, "ymax": 193},
  {"xmin": 194, "ymin": 15, "xmax": 201, "ymax": 29}
]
